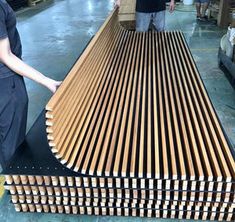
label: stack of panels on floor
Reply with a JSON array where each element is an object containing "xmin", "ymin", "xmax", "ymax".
[
  {"xmin": 4, "ymin": 8, "xmax": 235, "ymax": 221},
  {"xmin": 4, "ymin": 175, "xmax": 235, "ymax": 220}
]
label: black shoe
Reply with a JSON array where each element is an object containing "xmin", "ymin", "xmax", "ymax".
[{"xmin": 199, "ymin": 16, "xmax": 208, "ymax": 21}]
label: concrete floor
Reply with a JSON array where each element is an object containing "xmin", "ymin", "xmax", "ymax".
[{"xmin": 0, "ymin": 0, "xmax": 234, "ymax": 221}]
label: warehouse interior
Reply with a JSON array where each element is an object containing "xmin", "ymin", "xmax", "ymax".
[{"xmin": 0, "ymin": 0, "xmax": 235, "ymax": 222}]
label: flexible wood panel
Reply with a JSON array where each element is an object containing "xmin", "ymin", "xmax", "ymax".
[
  {"xmin": 46, "ymin": 9, "xmax": 235, "ymax": 183},
  {"xmin": 3, "ymin": 8, "xmax": 235, "ymax": 221}
]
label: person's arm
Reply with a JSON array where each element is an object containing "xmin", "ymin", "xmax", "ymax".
[
  {"xmin": 0, "ymin": 37, "xmax": 61, "ymax": 93},
  {"xmin": 169, "ymin": 0, "xmax": 175, "ymax": 13}
]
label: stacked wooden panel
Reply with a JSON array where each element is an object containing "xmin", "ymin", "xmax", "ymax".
[
  {"xmin": 4, "ymin": 174, "xmax": 235, "ymax": 220},
  {"xmin": 4, "ymin": 8, "xmax": 235, "ymax": 220},
  {"xmin": 118, "ymin": 0, "xmax": 136, "ymax": 26}
]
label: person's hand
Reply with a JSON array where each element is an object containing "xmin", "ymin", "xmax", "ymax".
[
  {"xmin": 46, "ymin": 79, "xmax": 62, "ymax": 94},
  {"xmin": 169, "ymin": 0, "xmax": 175, "ymax": 13},
  {"xmin": 114, "ymin": 0, "xmax": 120, "ymax": 8}
]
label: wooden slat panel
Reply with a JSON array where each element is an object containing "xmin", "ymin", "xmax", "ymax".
[
  {"xmin": 45, "ymin": 9, "xmax": 235, "ymax": 184},
  {"xmin": 6, "ymin": 10, "xmax": 235, "ymax": 219}
]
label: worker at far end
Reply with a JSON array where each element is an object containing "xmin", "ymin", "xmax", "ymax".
[
  {"xmin": 0, "ymin": 0, "xmax": 61, "ymax": 170},
  {"xmin": 115, "ymin": 0, "xmax": 176, "ymax": 32},
  {"xmin": 195, "ymin": 0, "xmax": 210, "ymax": 21}
]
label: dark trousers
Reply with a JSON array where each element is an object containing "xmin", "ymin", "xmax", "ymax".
[{"xmin": 0, "ymin": 74, "xmax": 28, "ymax": 170}]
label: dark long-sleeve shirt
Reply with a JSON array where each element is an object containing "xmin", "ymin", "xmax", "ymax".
[{"xmin": 136, "ymin": 0, "xmax": 166, "ymax": 13}]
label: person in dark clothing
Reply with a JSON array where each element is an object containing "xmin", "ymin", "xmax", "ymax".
[
  {"xmin": 0, "ymin": 0, "xmax": 61, "ymax": 170},
  {"xmin": 115, "ymin": 0, "xmax": 175, "ymax": 32},
  {"xmin": 195, "ymin": 0, "xmax": 210, "ymax": 21}
]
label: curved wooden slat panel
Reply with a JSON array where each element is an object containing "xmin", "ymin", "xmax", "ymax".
[
  {"xmin": 3, "ymin": 8, "xmax": 235, "ymax": 221},
  {"xmin": 45, "ymin": 9, "xmax": 235, "ymax": 183}
]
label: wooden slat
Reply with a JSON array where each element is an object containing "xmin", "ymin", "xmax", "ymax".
[
  {"xmin": 138, "ymin": 31, "xmax": 147, "ymax": 178},
  {"xmin": 147, "ymin": 32, "xmax": 153, "ymax": 179},
  {"xmin": 151, "ymin": 32, "xmax": 160, "ymax": 179},
  {"xmin": 155, "ymin": 32, "xmax": 169, "ymax": 180},
  {"xmin": 160, "ymin": 32, "xmax": 178, "ymax": 179}
]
